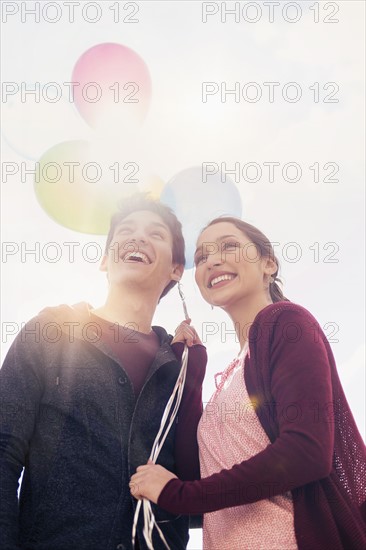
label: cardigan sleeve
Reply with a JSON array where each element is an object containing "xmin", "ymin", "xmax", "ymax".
[
  {"xmin": 158, "ymin": 307, "xmax": 334, "ymax": 515},
  {"xmin": 170, "ymin": 342, "xmax": 207, "ymax": 481}
]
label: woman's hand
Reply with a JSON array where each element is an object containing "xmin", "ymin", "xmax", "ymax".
[
  {"xmin": 129, "ymin": 460, "xmax": 178, "ymax": 503},
  {"xmin": 171, "ymin": 319, "xmax": 203, "ymax": 347}
]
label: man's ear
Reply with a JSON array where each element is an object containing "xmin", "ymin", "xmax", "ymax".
[
  {"xmin": 100, "ymin": 254, "xmax": 108, "ymax": 272},
  {"xmin": 170, "ymin": 263, "xmax": 184, "ymax": 282}
]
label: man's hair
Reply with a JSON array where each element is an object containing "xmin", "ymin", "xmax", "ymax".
[{"xmin": 105, "ymin": 193, "xmax": 186, "ymax": 299}]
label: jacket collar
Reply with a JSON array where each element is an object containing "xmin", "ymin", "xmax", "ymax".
[{"xmin": 38, "ymin": 301, "xmax": 178, "ymax": 372}]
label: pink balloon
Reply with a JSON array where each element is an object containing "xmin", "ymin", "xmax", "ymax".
[{"xmin": 72, "ymin": 43, "xmax": 152, "ymax": 131}]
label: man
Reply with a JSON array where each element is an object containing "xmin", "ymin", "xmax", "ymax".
[{"xmin": 0, "ymin": 194, "xmax": 206, "ymax": 550}]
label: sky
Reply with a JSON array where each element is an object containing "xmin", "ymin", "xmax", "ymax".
[{"xmin": 1, "ymin": 2, "xmax": 365, "ymax": 548}]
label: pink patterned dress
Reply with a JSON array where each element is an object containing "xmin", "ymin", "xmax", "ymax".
[{"xmin": 197, "ymin": 349, "xmax": 298, "ymax": 549}]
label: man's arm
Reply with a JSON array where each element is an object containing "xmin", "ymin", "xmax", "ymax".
[{"xmin": 0, "ymin": 321, "xmax": 44, "ymax": 549}]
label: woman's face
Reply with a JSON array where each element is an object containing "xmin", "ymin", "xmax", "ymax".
[{"xmin": 194, "ymin": 222, "xmax": 275, "ymax": 310}]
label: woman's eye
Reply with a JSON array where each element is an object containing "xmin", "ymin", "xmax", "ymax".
[
  {"xmin": 222, "ymin": 241, "xmax": 239, "ymax": 250},
  {"xmin": 195, "ymin": 255, "xmax": 207, "ymax": 266},
  {"xmin": 151, "ymin": 232, "xmax": 164, "ymax": 239}
]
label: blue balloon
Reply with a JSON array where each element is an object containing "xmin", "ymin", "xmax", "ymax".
[{"xmin": 160, "ymin": 166, "xmax": 242, "ymax": 268}]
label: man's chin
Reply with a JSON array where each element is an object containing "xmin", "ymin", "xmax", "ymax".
[{"xmin": 112, "ymin": 276, "xmax": 164, "ymax": 295}]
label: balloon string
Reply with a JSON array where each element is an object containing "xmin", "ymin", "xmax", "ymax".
[
  {"xmin": 132, "ymin": 284, "xmax": 190, "ymax": 549},
  {"xmin": 132, "ymin": 346, "xmax": 188, "ymax": 549},
  {"xmin": 178, "ymin": 281, "xmax": 190, "ymax": 321}
]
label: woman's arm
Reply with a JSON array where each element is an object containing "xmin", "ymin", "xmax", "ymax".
[
  {"xmin": 133, "ymin": 308, "xmax": 334, "ymax": 514},
  {"xmin": 171, "ymin": 341, "xmax": 206, "ymax": 481}
]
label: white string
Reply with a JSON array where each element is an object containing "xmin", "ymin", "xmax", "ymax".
[
  {"xmin": 132, "ymin": 283, "xmax": 190, "ymax": 549},
  {"xmin": 132, "ymin": 345, "xmax": 189, "ymax": 549}
]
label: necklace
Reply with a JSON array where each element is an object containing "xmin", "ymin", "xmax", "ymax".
[{"xmin": 214, "ymin": 342, "xmax": 249, "ymax": 391}]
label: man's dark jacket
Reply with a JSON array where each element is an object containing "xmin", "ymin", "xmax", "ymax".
[{"xmin": 0, "ymin": 303, "xmax": 205, "ymax": 550}]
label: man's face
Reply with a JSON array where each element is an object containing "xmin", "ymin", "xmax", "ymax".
[{"xmin": 101, "ymin": 210, "xmax": 182, "ymax": 295}]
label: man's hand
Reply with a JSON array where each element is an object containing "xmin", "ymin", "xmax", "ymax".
[
  {"xmin": 171, "ymin": 319, "xmax": 203, "ymax": 347},
  {"xmin": 129, "ymin": 460, "xmax": 178, "ymax": 504}
]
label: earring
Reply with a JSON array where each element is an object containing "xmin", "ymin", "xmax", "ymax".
[{"xmin": 269, "ymin": 276, "xmax": 275, "ymax": 284}]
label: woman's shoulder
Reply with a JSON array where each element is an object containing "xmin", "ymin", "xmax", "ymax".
[
  {"xmin": 254, "ymin": 301, "xmax": 319, "ymax": 326},
  {"xmin": 249, "ymin": 302, "xmax": 331, "ymax": 360}
]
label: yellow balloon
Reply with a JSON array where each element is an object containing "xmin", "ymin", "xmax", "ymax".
[
  {"xmin": 139, "ymin": 174, "xmax": 165, "ymax": 200},
  {"xmin": 34, "ymin": 140, "xmax": 139, "ymax": 234}
]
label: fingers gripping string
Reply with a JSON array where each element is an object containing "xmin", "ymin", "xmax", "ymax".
[{"xmin": 131, "ymin": 284, "xmax": 190, "ymax": 549}]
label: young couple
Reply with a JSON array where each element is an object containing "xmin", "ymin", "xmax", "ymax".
[{"xmin": 1, "ymin": 194, "xmax": 365, "ymax": 550}]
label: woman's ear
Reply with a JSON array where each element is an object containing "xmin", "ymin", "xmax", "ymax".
[
  {"xmin": 170, "ymin": 263, "xmax": 184, "ymax": 282},
  {"xmin": 263, "ymin": 257, "xmax": 277, "ymax": 276},
  {"xmin": 100, "ymin": 254, "xmax": 108, "ymax": 272}
]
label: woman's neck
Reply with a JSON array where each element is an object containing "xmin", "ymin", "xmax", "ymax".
[{"xmin": 225, "ymin": 294, "xmax": 273, "ymax": 350}]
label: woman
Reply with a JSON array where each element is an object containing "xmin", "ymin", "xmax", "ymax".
[{"xmin": 130, "ymin": 217, "xmax": 366, "ymax": 550}]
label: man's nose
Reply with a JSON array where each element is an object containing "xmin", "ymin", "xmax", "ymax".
[
  {"xmin": 130, "ymin": 231, "xmax": 147, "ymax": 244},
  {"xmin": 121, "ymin": 233, "xmax": 147, "ymax": 254}
]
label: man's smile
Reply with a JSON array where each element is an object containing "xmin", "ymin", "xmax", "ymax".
[{"xmin": 121, "ymin": 250, "xmax": 152, "ymax": 264}]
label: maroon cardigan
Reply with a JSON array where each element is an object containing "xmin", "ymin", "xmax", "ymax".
[{"xmin": 158, "ymin": 302, "xmax": 366, "ymax": 549}]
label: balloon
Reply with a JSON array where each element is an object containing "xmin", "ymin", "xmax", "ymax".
[
  {"xmin": 71, "ymin": 43, "xmax": 152, "ymax": 132},
  {"xmin": 1, "ymin": 86, "xmax": 90, "ymax": 160},
  {"xmin": 160, "ymin": 166, "xmax": 242, "ymax": 268},
  {"xmin": 34, "ymin": 140, "xmax": 139, "ymax": 234},
  {"xmin": 139, "ymin": 174, "xmax": 165, "ymax": 199}
]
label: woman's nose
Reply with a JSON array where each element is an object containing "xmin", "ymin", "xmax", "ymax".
[{"xmin": 206, "ymin": 252, "xmax": 223, "ymax": 268}]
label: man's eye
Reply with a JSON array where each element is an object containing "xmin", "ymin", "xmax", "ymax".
[{"xmin": 116, "ymin": 227, "xmax": 131, "ymax": 235}]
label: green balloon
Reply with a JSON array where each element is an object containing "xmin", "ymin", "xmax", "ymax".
[{"xmin": 34, "ymin": 140, "xmax": 139, "ymax": 234}]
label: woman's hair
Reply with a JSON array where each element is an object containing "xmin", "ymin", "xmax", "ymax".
[{"xmin": 201, "ymin": 216, "xmax": 289, "ymax": 303}]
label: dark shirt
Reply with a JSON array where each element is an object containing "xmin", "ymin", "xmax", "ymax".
[
  {"xmin": 90, "ymin": 314, "xmax": 206, "ymax": 482},
  {"xmin": 91, "ymin": 314, "xmax": 160, "ymax": 398}
]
